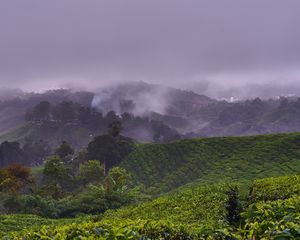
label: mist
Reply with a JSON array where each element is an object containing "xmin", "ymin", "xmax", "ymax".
[{"xmin": 1, "ymin": 0, "xmax": 300, "ymax": 98}]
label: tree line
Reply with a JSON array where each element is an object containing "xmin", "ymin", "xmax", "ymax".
[
  {"xmin": 0, "ymin": 124, "xmax": 148, "ymax": 217},
  {"xmin": 25, "ymin": 100, "xmax": 181, "ymax": 143}
]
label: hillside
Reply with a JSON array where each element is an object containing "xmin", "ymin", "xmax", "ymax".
[
  {"xmin": 3, "ymin": 174, "xmax": 300, "ymax": 239},
  {"xmin": 0, "ymin": 123, "xmax": 93, "ymax": 150},
  {"xmin": 197, "ymin": 97, "xmax": 300, "ymax": 137},
  {"xmin": 0, "ymin": 89, "xmax": 94, "ymax": 134},
  {"xmin": 2, "ymin": 132, "xmax": 300, "ymax": 238},
  {"xmin": 122, "ymin": 132, "xmax": 300, "ymax": 192},
  {"xmin": 3, "ymin": 84, "xmax": 300, "ymax": 145}
]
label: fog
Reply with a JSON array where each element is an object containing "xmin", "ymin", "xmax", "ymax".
[{"xmin": 1, "ymin": 0, "xmax": 300, "ymax": 98}]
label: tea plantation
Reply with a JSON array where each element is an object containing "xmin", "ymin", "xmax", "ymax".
[
  {"xmin": 3, "ymin": 133, "xmax": 300, "ymax": 239},
  {"xmin": 2, "ymin": 175, "xmax": 300, "ymax": 239}
]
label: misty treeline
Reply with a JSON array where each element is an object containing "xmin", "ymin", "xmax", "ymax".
[
  {"xmin": 0, "ymin": 140, "xmax": 50, "ymax": 168},
  {"xmin": 0, "ymin": 98, "xmax": 180, "ymax": 167},
  {"xmin": 192, "ymin": 96, "xmax": 300, "ymax": 137},
  {"xmin": 25, "ymin": 100, "xmax": 181, "ymax": 141}
]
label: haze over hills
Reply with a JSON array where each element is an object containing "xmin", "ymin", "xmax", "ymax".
[
  {"xmin": 3, "ymin": 1, "xmax": 300, "ymax": 238},
  {"xmin": 1, "ymin": 82, "xmax": 300, "ymax": 152}
]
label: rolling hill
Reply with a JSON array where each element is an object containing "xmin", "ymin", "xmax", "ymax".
[
  {"xmin": 2, "ymin": 83, "xmax": 300, "ymax": 149},
  {"xmin": 121, "ymin": 132, "xmax": 300, "ymax": 192},
  {"xmin": 3, "ymin": 174, "xmax": 300, "ymax": 239},
  {"xmin": 2, "ymin": 132, "xmax": 300, "ymax": 238}
]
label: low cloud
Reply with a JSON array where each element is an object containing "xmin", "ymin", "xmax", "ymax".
[{"xmin": 1, "ymin": 0, "xmax": 300, "ymax": 98}]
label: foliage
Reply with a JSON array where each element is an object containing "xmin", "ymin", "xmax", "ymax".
[
  {"xmin": 78, "ymin": 160, "xmax": 104, "ymax": 185},
  {"xmin": 104, "ymin": 167, "xmax": 132, "ymax": 193},
  {"xmin": 0, "ymin": 139, "xmax": 51, "ymax": 167},
  {"xmin": 103, "ymin": 183, "xmax": 231, "ymax": 230},
  {"xmin": 0, "ymin": 164, "xmax": 33, "ymax": 193},
  {"xmin": 4, "ymin": 174, "xmax": 300, "ymax": 239},
  {"xmin": 249, "ymin": 175, "xmax": 300, "ymax": 201},
  {"xmin": 86, "ymin": 134, "xmax": 134, "ymax": 172},
  {"xmin": 43, "ymin": 155, "xmax": 72, "ymax": 187},
  {"xmin": 4, "ymin": 219, "xmax": 195, "ymax": 240},
  {"xmin": 121, "ymin": 132, "xmax": 300, "ymax": 192},
  {"xmin": 108, "ymin": 120, "xmax": 123, "ymax": 137},
  {"xmin": 54, "ymin": 141, "xmax": 74, "ymax": 159},
  {"xmin": 225, "ymin": 186, "xmax": 241, "ymax": 226},
  {"xmin": 4, "ymin": 133, "xmax": 300, "ymax": 238}
]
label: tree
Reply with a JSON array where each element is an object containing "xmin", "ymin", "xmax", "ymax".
[
  {"xmin": 104, "ymin": 167, "xmax": 131, "ymax": 193},
  {"xmin": 106, "ymin": 111, "xmax": 120, "ymax": 123},
  {"xmin": 108, "ymin": 121, "xmax": 123, "ymax": 137},
  {"xmin": 86, "ymin": 134, "xmax": 134, "ymax": 173},
  {"xmin": 0, "ymin": 141, "xmax": 25, "ymax": 167},
  {"xmin": 52, "ymin": 101, "xmax": 75, "ymax": 123},
  {"xmin": 43, "ymin": 156, "xmax": 70, "ymax": 187},
  {"xmin": 54, "ymin": 141, "xmax": 74, "ymax": 159},
  {"xmin": 33, "ymin": 101, "xmax": 51, "ymax": 122},
  {"xmin": 226, "ymin": 186, "xmax": 241, "ymax": 226},
  {"xmin": 78, "ymin": 106, "xmax": 92, "ymax": 125},
  {"xmin": 78, "ymin": 160, "xmax": 104, "ymax": 185},
  {"xmin": 22, "ymin": 139, "xmax": 51, "ymax": 165},
  {"xmin": 0, "ymin": 164, "xmax": 34, "ymax": 193}
]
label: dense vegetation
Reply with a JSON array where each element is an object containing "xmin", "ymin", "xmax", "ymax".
[
  {"xmin": 2, "ymin": 128, "xmax": 300, "ymax": 238},
  {"xmin": 3, "ymin": 175, "xmax": 300, "ymax": 239},
  {"xmin": 0, "ymin": 103, "xmax": 180, "ymax": 167},
  {"xmin": 0, "ymin": 126, "xmax": 148, "ymax": 219}
]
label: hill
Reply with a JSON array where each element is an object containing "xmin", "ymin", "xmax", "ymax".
[
  {"xmin": 3, "ymin": 174, "xmax": 300, "ymax": 239},
  {"xmin": 121, "ymin": 132, "xmax": 300, "ymax": 192},
  {"xmin": 0, "ymin": 123, "xmax": 93, "ymax": 150},
  {"xmin": 3, "ymin": 83, "xmax": 300, "ymax": 147},
  {"xmin": 0, "ymin": 89, "xmax": 94, "ymax": 134}
]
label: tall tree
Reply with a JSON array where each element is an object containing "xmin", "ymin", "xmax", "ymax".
[
  {"xmin": 33, "ymin": 101, "xmax": 52, "ymax": 122},
  {"xmin": 108, "ymin": 121, "xmax": 123, "ymax": 137},
  {"xmin": 54, "ymin": 141, "xmax": 74, "ymax": 160},
  {"xmin": 78, "ymin": 160, "xmax": 104, "ymax": 185},
  {"xmin": 86, "ymin": 134, "xmax": 134, "ymax": 173}
]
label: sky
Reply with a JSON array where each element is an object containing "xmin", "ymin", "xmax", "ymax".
[{"xmin": 1, "ymin": 0, "xmax": 300, "ymax": 97}]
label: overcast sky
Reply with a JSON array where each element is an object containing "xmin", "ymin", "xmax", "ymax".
[{"xmin": 1, "ymin": 0, "xmax": 300, "ymax": 97}]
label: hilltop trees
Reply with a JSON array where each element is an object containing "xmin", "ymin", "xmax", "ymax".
[
  {"xmin": 25, "ymin": 100, "xmax": 181, "ymax": 143},
  {"xmin": 33, "ymin": 101, "xmax": 52, "ymax": 122},
  {"xmin": 52, "ymin": 101, "xmax": 76, "ymax": 123}
]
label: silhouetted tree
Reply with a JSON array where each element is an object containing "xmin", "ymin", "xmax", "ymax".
[
  {"xmin": 86, "ymin": 134, "xmax": 134, "ymax": 173},
  {"xmin": 0, "ymin": 141, "xmax": 24, "ymax": 167},
  {"xmin": 54, "ymin": 141, "xmax": 74, "ymax": 159},
  {"xmin": 52, "ymin": 101, "xmax": 75, "ymax": 123},
  {"xmin": 108, "ymin": 121, "xmax": 123, "ymax": 137},
  {"xmin": 33, "ymin": 101, "xmax": 52, "ymax": 122}
]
